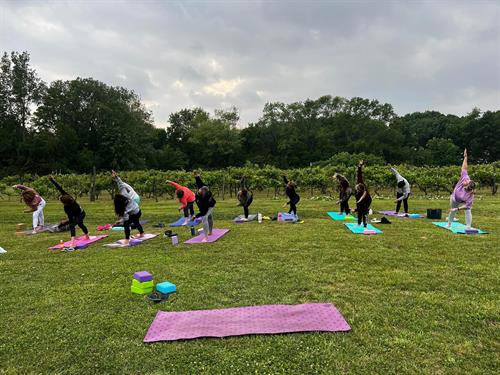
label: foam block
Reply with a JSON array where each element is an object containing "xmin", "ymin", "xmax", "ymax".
[
  {"xmin": 48, "ymin": 235, "xmax": 108, "ymax": 250},
  {"xmin": 344, "ymin": 223, "xmax": 383, "ymax": 234},
  {"xmin": 169, "ymin": 217, "xmax": 202, "ymax": 227},
  {"xmin": 327, "ymin": 212, "xmax": 356, "ymax": 221},
  {"xmin": 134, "ymin": 271, "xmax": 153, "ymax": 282},
  {"xmin": 184, "ymin": 229, "xmax": 230, "ymax": 244},
  {"xmin": 132, "ymin": 279, "xmax": 154, "ymax": 289},
  {"xmin": 144, "ymin": 303, "xmax": 350, "ymax": 342},
  {"xmin": 131, "ymin": 285, "xmax": 153, "ymax": 294},
  {"xmin": 432, "ymin": 222, "xmax": 487, "ymax": 234},
  {"xmin": 156, "ymin": 281, "xmax": 177, "ymax": 294}
]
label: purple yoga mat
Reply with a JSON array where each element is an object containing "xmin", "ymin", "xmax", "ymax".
[
  {"xmin": 184, "ymin": 228, "xmax": 230, "ymax": 244},
  {"xmin": 48, "ymin": 235, "xmax": 108, "ymax": 250},
  {"xmin": 144, "ymin": 303, "xmax": 350, "ymax": 342},
  {"xmin": 378, "ymin": 210, "xmax": 424, "ymax": 218}
]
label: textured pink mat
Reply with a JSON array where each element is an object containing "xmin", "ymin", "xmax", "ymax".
[
  {"xmin": 144, "ymin": 303, "xmax": 350, "ymax": 342},
  {"xmin": 48, "ymin": 235, "xmax": 108, "ymax": 250},
  {"xmin": 184, "ymin": 228, "xmax": 230, "ymax": 244}
]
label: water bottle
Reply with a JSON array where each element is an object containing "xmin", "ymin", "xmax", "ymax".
[
  {"xmin": 171, "ymin": 235, "xmax": 179, "ymax": 245},
  {"xmin": 190, "ymin": 226, "xmax": 195, "ymax": 236},
  {"xmin": 258, "ymin": 213, "xmax": 262, "ymax": 223},
  {"xmin": 59, "ymin": 240, "xmax": 65, "ymax": 249},
  {"xmin": 278, "ymin": 212, "xmax": 282, "ymax": 222}
]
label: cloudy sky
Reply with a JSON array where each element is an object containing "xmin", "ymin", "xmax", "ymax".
[{"xmin": 1, "ymin": 0, "xmax": 499, "ymax": 127}]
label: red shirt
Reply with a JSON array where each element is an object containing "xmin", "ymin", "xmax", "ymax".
[{"xmin": 167, "ymin": 181, "xmax": 195, "ymax": 208}]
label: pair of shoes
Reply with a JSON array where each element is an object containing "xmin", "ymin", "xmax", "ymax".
[{"xmin": 148, "ymin": 292, "xmax": 171, "ymax": 303}]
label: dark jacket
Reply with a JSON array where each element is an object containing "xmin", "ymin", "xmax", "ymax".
[
  {"xmin": 336, "ymin": 174, "xmax": 352, "ymax": 203},
  {"xmin": 195, "ymin": 176, "xmax": 216, "ymax": 218},
  {"xmin": 283, "ymin": 176, "xmax": 300, "ymax": 204},
  {"xmin": 355, "ymin": 165, "xmax": 372, "ymax": 212},
  {"xmin": 49, "ymin": 178, "xmax": 85, "ymax": 222}
]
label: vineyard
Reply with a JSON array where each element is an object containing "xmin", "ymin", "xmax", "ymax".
[{"xmin": 1, "ymin": 163, "xmax": 497, "ymax": 201}]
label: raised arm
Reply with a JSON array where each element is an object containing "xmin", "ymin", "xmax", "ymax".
[
  {"xmin": 167, "ymin": 180, "xmax": 182, "ymax": 190},
  {"xmin": 357, "ymin": 161, "xmax": 364, "ymax": 185},
  {"xmin": 49, "ymin": 176, "xmax": 68, "ymax": 196},
  {"xmin": 195, "ymin": 175, "xmax": 205, "ymax": 189},
  {"xmin": 240, "ymin": 176, "xmax": 247, "ymax": 190},
  {"xmin": 462, "ymin": 149, "xmax": 468, "ymax": 171},
  {"xmin": 283, "ymin": 176, "xmax": 289, "ymax": 185},
  {"xmin": 390, "ymin": 167, "xmax": 402, "ymax": 180}
]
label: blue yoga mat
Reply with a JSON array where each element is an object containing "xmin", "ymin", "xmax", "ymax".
[
  {"xmin": 432, "ymin": 222, "xmax": 487, "ymax": 234},
  {"xmin": 327, "ymin": 212, "xmax": 356, "ymax": 221},
  {"xmin": 344, "ymin": 223, "xmax": 383, "ymax": 234},
  {"xmin": 169, "ymin": 217, "xmax": 202, "ymax": 227}
]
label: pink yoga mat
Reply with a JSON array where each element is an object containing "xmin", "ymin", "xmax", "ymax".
[
  {"xmin": 144, "ymin": 303, "xmax": 350, "ymax": 342},
  {"xmin": 184, "ymin": 229, "xmax": 230, "ymax": 244},
  {"xmin": 48, "ymin": 235, "xmax": 108, "ymax": 250}
]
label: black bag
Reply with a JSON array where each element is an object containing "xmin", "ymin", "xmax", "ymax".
[{"xmin": 426, "ymin": 209, "xmax": 442, "ymax": 219}]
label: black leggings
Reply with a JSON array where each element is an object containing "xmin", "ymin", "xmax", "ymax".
[
  {"xmin": 124, "ymin": 210, "xmax": 144, "ymax": 240},
  {"xmin": 357, "ymin": 208, "xmax": 369, "ymax": 227},
  {"xmin": 70, "ymin": 211, "xmax": 89, "ymax": 237},
  {"xmin": 288, "ymin": 196, "xmax": 300, "ymax": 215},
  {"xmin": 183, "ymin": 202, "xmax": 195, "ymax": 218},
  {"xmin": 340, "ymin": 200, "xmax": 350, "ymax": 215},
  {"xmin": 243, "ymin": 196, "xmax": 253, "ymax": 218},
  {"xmin": 396, "ymin": 192, "xmax": 410, "ymax": 213}
]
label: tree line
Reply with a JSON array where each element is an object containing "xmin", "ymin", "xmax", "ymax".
[{"xmin": 0, "ymin": 51, "xmax": 498, "ymax": 177}]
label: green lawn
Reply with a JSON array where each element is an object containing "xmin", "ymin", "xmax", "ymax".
[{"xmin": 0, "ymin": 195, "xmax": 498, "ymax": 374}]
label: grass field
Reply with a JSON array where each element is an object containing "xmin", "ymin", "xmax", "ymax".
[{"xmin": 0, "ymin": 195, "xmax": 498, "ymax": 374}]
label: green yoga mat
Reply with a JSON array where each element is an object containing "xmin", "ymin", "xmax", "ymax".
[
  {"xmin": 432, "ymin": 222, "xmax": 487, "ymax": 234},
  {"xmin": 344, "ymin": 223, "xmax": 383, "ymax": 234}
]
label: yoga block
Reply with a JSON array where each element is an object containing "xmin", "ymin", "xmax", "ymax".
[
  {"xmin": 132, "ymin": 279, "xmax": 154, "ymax": 289},
  {"xmin": 465, "ymin": 229, "xmax": 479, "ymax": 234},
  {"xmin": 156, "ymin": 281, "xmax": 177, "ymax": 294},
  {"xmin": 131, "ymin": 285, "xmax": 154, "ymax": 295},
  {"xmin": 16, "ymin": 223, "xmax": 26, "ymax": 231},
  {"xmin": 427, "ymin": 209, "xmax": 442, "ymax": 219},
  {"xmin": 133, "ymin": 271, "xmax": 153, "ymax": 282}
]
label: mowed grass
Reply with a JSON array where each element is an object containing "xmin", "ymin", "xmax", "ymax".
[{"xmin": 0, "ymin": 195, "xmax": 498, "ymax": 374}]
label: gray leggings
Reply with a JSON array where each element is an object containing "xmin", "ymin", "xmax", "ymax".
[
  {"xmin": 448, "ymin": 196, "xmax": 472, "ymax": 228},
  {"xmin": 202, "ymin": 207, "xmax": 214, "ymax": 236}
]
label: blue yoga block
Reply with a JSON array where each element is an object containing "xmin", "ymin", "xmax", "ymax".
[{"xmin": 156, "ymin": 281, "xmax": 177, "ymax": 294}]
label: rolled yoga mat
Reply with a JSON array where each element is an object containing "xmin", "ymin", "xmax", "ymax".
[{"xmin": 144, "ymin": 303, "xmax": 350, "ymax": 342}]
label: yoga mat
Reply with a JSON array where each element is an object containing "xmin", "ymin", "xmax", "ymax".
[
  {"xmin": 233, "ymin": 214, "xmax": 257, "ymax": 223},
  {"xmin": 327, "ymin": 212, "xmax": 356, "ymax": 221},
  {"xmin": 111, "ymin": 220, "xmax": 149, "ymax": 231},
  {"xmin": 169, "ymin": 217, "xmax": 202, "ymax": 227},
  {"xmin": 103, "ymin": 233, "xmax": 159, "ymax": 248},
  {"xmin": 344, "ymin": 223, "xmax": 383, "ymax": 234},
  {"xmin": 22, "ymin": 224, "xmax": 58, "ymax": 235},
  {"xmin": 432, "ymin": 222, "xmax": 487, "ymax": 234},
  {"xmin": 48, "ymin": 235, "xmax": 108, "ymax": 250},
  {"xmin": 144, "ymin": 303, "xmax": 350, "ymax": 342},
  {"xmin": 278, "ymin": 212, "xmax": 298, "ymax": 222},
  {"xmin": 184, "ymin": 229, "xmax": 230, "ymax": 244},
  {"xmin": 378, "ymin": 210, "xmax": 424, "ymax": 218}
]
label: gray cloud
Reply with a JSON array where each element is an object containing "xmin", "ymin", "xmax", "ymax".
[{"xmin": 1, "ymin": 0, "xmax": 498, "ymax": 127}]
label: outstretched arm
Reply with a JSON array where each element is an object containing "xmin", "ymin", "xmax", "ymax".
[
  {"xmin": 195, "ymin": 175, "xmax": 205, "ymax": 189},
  {"xmin": 49, "ymin": 176, "xmax": 68, "ymax": 196},
  {"xmin": 357, "ymin": 161, "xmax": 364, "ymax": 185},
  {"xmin": 462, "ymin": 149, "xmax": 468, "ymax": 171},
  {"xmin": 240, "ymin": 176, "xmax": 247, "ymax": 190}
]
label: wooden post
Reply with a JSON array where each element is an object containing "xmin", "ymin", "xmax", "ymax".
[{"xmin": 90, "ymin": 166, "xmax": 96, "ymax": 202}]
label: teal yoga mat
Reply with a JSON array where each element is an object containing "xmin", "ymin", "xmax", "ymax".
[
  {"xmin": 432, "ymin": 222, "xmax": 487, "ymax": 234},
  {"xmin": 327, "ymin": 212, "xmax": 356, "ymax": 221},
  {"xmin": 344, "ymin": 223, "xmax": 383, "ymax": 234}
]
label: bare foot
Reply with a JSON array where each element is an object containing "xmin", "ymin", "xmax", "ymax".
[
  {"xmin": 201, "ymin": 237, "xmax": 208, "ymax": 243},
  {"xmin": 136, "ymin": 233, "xmax": 145, "ymax": 238},
  {"xmin": 84, "ymin": 234, "xmax": 90, "ymax": 240},
  {"xmin": 208, "ymin": 232, "xmax": 213, "ymax": 236}
]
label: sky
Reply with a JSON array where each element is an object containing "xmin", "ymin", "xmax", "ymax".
[{"xmin": 1, "ymin": 0, "xmax": 499, "ymax": 127}]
